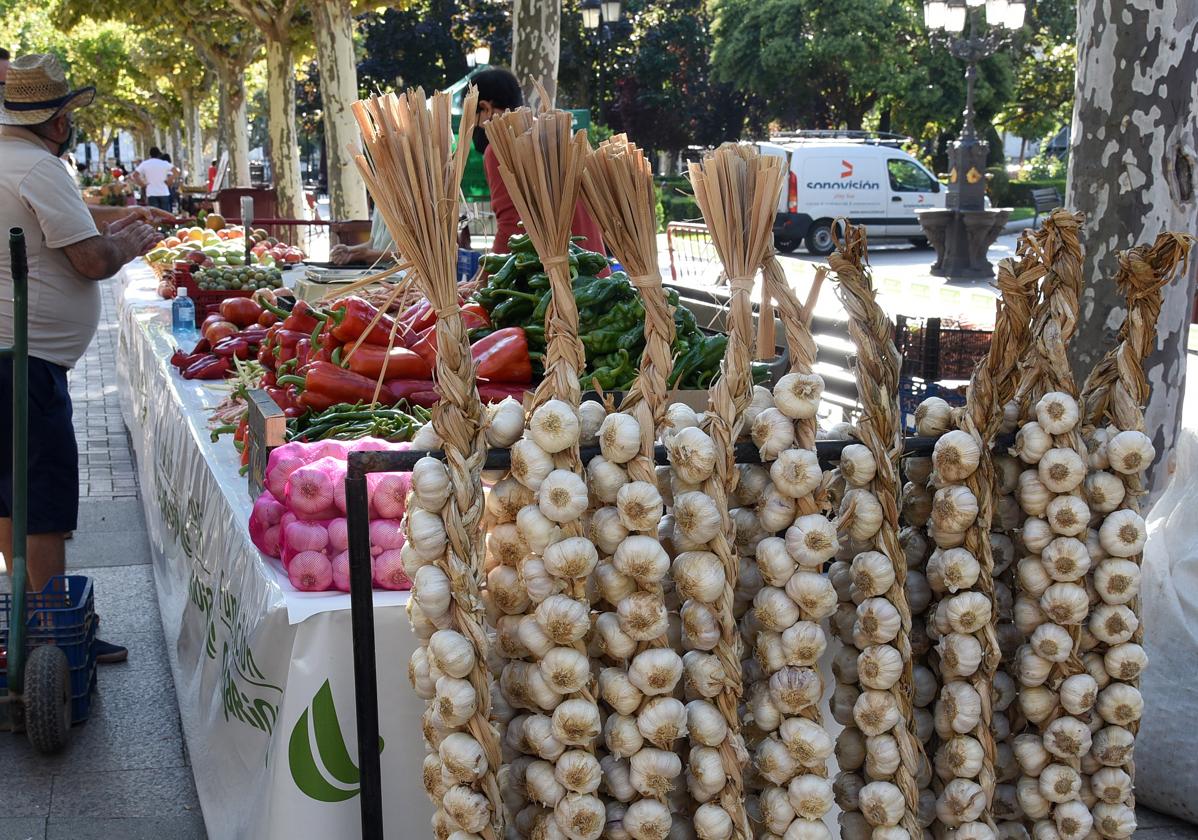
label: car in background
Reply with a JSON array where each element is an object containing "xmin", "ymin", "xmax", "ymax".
[{"xmin": 756, "ymin": 132, "xmax": 946, "ymax": 255}]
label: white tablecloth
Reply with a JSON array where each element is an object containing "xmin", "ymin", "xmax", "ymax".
[{"xmin": 115, "ymin": 261, "xmax": 431, "ymax": 839}]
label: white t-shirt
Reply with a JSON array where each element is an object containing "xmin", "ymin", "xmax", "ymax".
[
  {"xmin": 0, "ymin": 127, "xmax": 102, "ymax": 369},
  {"xmin": 135, "ymin": 157, "xmax": 174, "ymax": 197}
]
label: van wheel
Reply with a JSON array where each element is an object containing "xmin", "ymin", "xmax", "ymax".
[
  {"xmin": 909, "ymin": 237, "xmax": 932, "ymax": 249},
  {"xmin": 805, "ymin": 222, "xmax": 835, "ymax": 256},
  {"xmin": 775, "ymin": 237, "xmax": 801, "ymax": 254}
]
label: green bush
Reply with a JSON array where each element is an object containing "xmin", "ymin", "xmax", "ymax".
[
  {"xmin": 1026, "ymin": 150, "xmax": 1068, "ymax": 179},
  {"xmin": 987, "ymin": 166, "xmax": 1012, "ymax": 206},
  {"xmin": 1007, "ymin": 178, "xmax": 1067, "ymax": 207},
  {"xmin": 658, "ymin": 178, "xmax": 701, "ymax": 224}
]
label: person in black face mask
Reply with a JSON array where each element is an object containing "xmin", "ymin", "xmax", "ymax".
[{"xmin": 472, "ymin": 67, "xmax": 605, "ymax": 257}]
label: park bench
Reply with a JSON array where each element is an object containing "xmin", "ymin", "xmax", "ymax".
[{"xmin": 1031, "ymin": 186, "xmax": 1062, "ymax": 225}]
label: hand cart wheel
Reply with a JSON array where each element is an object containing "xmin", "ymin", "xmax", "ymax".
[
  {"xmin": 23, "ymin": 644, "xmax": 71, "ymax": 753},
  {"xmin": 0, "ymin": 227, "xmax": 74, "ymax": 753}
]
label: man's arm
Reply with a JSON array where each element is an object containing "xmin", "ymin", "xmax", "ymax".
[
  {"xmin": 61, "ymin": 215, "xmax": 161, "ymax": 281},
  {"xmin": 87, "ymin": 204, "xmax": 174, "ymax": 228}
]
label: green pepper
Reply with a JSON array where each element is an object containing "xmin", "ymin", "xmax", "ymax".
[
  {"xmin": 585, "ymin": 349, "xmax": 634, "ymax": 391},
  {"xmin": 527, "ymin": 272, "xmax": 551, "ymax": 292},
  {"xmin": 617, "ymin": 322, "xmax": 646, "ymax": 352},
  {"xmin": 575, "ymin": 250, "xmax": 609, "ymax": 276},
  {"xmin": 506, "ymin": 233, "xmax": 536, "ymax": 255}
]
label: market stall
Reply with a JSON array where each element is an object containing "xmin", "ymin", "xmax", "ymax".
[{"xmin": 114, "ymin": 260, "xmax": 433, "ymax": 839}]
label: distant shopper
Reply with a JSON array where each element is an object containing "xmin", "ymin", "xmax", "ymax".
[
  {"xmin": 207, "ymin": 158, "xmax": 217, "ymax": 192},
  {"xmin": 471, "ymin": 67, "xmax": 604, "ymax": 256},
  {"xmin": 0, "ymin": 48, "xmax": 10, "ymax": 93},
  {"xmin": 329, "ymin": 207, "xmax": 396, "ymax": 265},
  {"xmin": 132, "ymin": 146, "xmax": 175, "ymax": 212},
  {"xmin": 161, "ymin": 152, "xmax": 180, "ymax": 212},
  {"xmin": 0, "ymin": 54, "xmax": 163, "ymax": 663}
]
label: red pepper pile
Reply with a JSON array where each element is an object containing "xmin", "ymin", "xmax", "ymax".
[
  {"xmin": 245, "ymin": 293, "xmax": 533, "ymax": 415},
  {"xmin": 169, "ymin": 294, "xmax": 278, "ymax": 380}
]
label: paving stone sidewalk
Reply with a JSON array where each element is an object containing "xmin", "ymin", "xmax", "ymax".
[{"xmin": 0, "ymin": 279, "xmax": 205, "ymax": 840}]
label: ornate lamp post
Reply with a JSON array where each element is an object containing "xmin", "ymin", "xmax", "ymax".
[
  {"xmin": 581, "ymin": 0, "xmax": 623, "ymax": 125},
  {"xmin": 917, "ymin": 0, "xmax": 1026, "ymax": 280}
]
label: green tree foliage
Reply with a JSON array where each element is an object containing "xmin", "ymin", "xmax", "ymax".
[{"xmin": 359, "ymin": 2, "xmax": 471, "ymax": 93}]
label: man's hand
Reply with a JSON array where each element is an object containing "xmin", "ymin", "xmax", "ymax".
[
  {"xmin": 129, "ymin": 205, "xmax": 176, "ymax": 226},
  {"xmin": 329, "ymin": 243, "xmax": 357, "ymax": 265},
  {"xmin": 105, "ymin": 214, "xmax": 161, "ymax": 261}
]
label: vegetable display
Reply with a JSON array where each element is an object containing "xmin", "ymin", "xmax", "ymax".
[{"xmin": 474, "ymin": 236, "xmax": 765, "ymax": 392}]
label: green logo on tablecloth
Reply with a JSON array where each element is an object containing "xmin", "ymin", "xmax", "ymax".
[{"xmin": 289, "ymin": 680, "xmax": 384, "ymax": 802}]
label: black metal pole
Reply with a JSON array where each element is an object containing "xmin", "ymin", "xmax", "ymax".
[
  {"xmin": 345, "ymin": 466, "xmax": 383, "ymax": 840},
  {"xmin": 8, "ymin": 228, "xmax": 28, "ymax": 693}
]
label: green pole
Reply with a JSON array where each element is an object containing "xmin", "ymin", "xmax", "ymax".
[{"xmin": 8, "ymin": 227, "xmax": 28, "ymax": 695}]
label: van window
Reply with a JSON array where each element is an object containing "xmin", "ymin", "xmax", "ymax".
[{"xmin": 887, "ymin": 159, "xmax": 936, "ymax": 193}]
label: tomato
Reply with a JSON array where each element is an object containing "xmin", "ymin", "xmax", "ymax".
[
  {"xmin": 219, "ymin": 297, "xmax": 264, "ymax": 327},
  {"xmin": 203, "ymin": 320, "xmax": 239, "ymax": 344},
  {"xmin": 201, "ymin": 313, "xmax": 226, "ymax": 332}
]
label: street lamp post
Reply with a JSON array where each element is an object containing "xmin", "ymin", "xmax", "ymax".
[
  {"xmin": 581, "ymin": 0, "xmax": 622, "ymax": 126},
  {"xmin": 917, "ymin": 0, "xmax": 1026, "ymax": 280}
]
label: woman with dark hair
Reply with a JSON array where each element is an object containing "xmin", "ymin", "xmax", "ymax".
[{"xmin": 472, "ymin": 67, "xmax": 604, "ymax": 256}]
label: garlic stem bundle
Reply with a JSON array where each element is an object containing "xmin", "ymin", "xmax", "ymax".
[
  {"xmin": 829, "ymin": 223, "xmax": 928, "ymax": 840},
  {"xmin": 1072, "ymin": 232, "xmax": 1192, "ymax": 837},
  {"xmin": 1005, "ymin": 212, "xmax": 1100, "ymax": 840},
  {"xmin": 354, "ymin": 88, "xmax": 505, "ymax": 838},
  {"xmin": 582, "ymin": 135, "xmax": 686, "ymax": 839},
  {"xmin": 745, "ymin": 257, "xmax": 836, "ymax": 837},
  {"xmin": 485, "ymin": 104, "xmax": 606, "ymax": 840},
  {"xmin": 672, "ymin": 143, "xmax": 784, "ymax": 840}
]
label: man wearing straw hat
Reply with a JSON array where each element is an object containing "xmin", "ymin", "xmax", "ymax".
[{"xmin": 0, "ymin": 53, "xmax": 164, "ymax": 664}]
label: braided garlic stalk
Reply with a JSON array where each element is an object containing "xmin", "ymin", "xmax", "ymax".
[
  {"xmin": 1002, "ymin": 211, "xmax": 1102, "ymax": 840},
  {"xmin": 830, "ymin": 224, "xmax": 929, "ymax": 840},
  {"xmin": 1075, "ymin": 234, "xmax": 1193, "ymax": 840},
  {"xmin": 665, "ymin": 144, "xmax": 784, "ymax": 840},
  {"xmin": 484, "ymin": 106, "xmax": 608, "ymax": 840},
  {"xmin": 740, "ymin": 256, "xmax": 839, "ymax": 838},
  {"xmin": 354, "ymin": 89, "xmax": 506, "ymax": 839},
  {"xmin": 579, "ymin": 136, "xmax": 686, "ymax": 840}
]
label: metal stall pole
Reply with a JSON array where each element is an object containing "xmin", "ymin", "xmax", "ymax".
[
  {"xmin": 345, "ymin": 453, "xmax": 384, "ymax": 840},
  {"xmin": 6, "ymin": 228, "xmax": 29, "ymax": 694}
]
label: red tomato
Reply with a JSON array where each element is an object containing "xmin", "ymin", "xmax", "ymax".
[{"xmin": 203, "ymin": 320, "xmax": 239, "ymax": 344}]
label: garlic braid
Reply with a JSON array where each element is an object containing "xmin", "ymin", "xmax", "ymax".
[
  {"xmin": 830, "ymin": 223, "xmax": 928, "ymax": 840},
  {"xmin": 744, "ymin": 256, "xmax": 837, "ymax": 836},
  {"xmin": 1076, "ymin": 234, "xmax": 1193, "ymax": 838}
]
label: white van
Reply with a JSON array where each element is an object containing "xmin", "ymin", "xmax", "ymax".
[{"xmin": 756, "ymin": 134, "xmax": 946, "ymax": 255}]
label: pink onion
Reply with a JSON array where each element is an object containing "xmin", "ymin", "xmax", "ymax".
[
  {"xmin": 373, "ymin": 549, "xmax": 411, "ymax": 591},
  {"xmin": 331, "ymin": 551, "xmax": 351, "ymax": 592},
  {"xmin": 289, "ymin": 551, "xmax": 333, "ymax": 591},
  {"xmin": 371, "ymin": 473, "xmax": 412, "ymax": 520},
  {"xmin": 285, "ymin": 456, "xmax": 344, "ymax": 520},
  {"xmin": 327, "ymin": 518, "xmax": 349, "ymax": 553},
  {"xmin": 249, "ymin": 492, "xmax": 286, "ymax": 557},
  {"xmin": 281, "ymin": 519, "xmax": 330, "ymax": 568},
  {"xmin": 265, "ymin": 442, "xmax": 318, "ymax": 501},
  {"xmin": 369, "ymin": 519, "xmax": 405, "ymax": 554}
]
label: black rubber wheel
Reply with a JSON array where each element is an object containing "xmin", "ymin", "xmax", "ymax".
[
  {"xmin": 774, "ymin": 237, "xmax": 801, "ymax": 254},
  {"xmin": 909, "ymin": 237, "xmax": 932, "ymax": 249},
  {"xmin": 805, "ymin": 221, "xmax": 835, "ymax": 256},
  {"xmin": 24, "ymin": 645, "xmax": 72, "ymax": 754}
]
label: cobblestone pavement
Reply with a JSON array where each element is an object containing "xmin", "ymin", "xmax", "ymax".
[{"xmin": 69, "ymin": 282, "xmax": 138, "ymax": 502}]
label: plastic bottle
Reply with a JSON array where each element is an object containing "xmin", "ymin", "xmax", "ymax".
[{"xmin": 172, "ymin": 286, "xmax": 197, "ymax": 341}]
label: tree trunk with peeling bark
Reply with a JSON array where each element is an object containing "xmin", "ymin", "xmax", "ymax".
[
  {"xmin": 311, "ymin": 0, "xmax": 369, "ymax": 221},
  {"xmin": 1067, "ymin": 0, "xmax": 1198, "ymax": 498},
  {"xmin": 218, "ymin": 71, "xmax": 252, "ymax": 187},
  {"xmin": 512, "ymin": 0, "xmax": 561, "ymax": 108},
  {"xmin": 181, "ymin": 88, "xmax": 205, "ymax": 187},
  {"xmin": 265, "ymin": 36, "xmax": 306, "ymax": 227}
]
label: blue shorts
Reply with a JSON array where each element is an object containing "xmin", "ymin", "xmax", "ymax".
[{"xmin": 0, "ymin": 357, "xmax": 79, "ymax": 534}]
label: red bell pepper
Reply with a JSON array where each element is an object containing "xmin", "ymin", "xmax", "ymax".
[
  {"xmin": 409, "ymin": 326, "xmax": 438, "ymax": 369},
  {"xmin": 262, "ymin": 371, "xmax": 277, "ymax": 388},
  {"xmin": 385, "ymin": 379, "xmax": 441, "ymax": 408},
  {"xmin": 298, "ymin": 389, "xmax": 338, "ymax": 411},
  {"xmin": 191, "ymin": 336, "xmax": 212, "ymax": 354},
  {"xmin": 461, "ymin": 302, "xmax": 490, "ymax": 330},
  {"xmin": 279, "ymin": 299, "xmax": 325, "ymax": 333},
  {"xmin": 345, "ymin": 344, "xmax": 432, "ymax": 380},
  {"xmin": 258, "ymin": 343, "xmax": 276, "ymax": 369},
  {"xmin": 329, "ymin": 297, "xmax": 397, "ymax": 346},
  {"xmin": 477, "ymin": 382, "xmax": 530, "ymax": 404},
  {"xmin": 471, "ymin": 327, "xmax": 532, "ymax": 384},
  {"xmin": 397, "ymin": 299, "xmax": 435, "ymax": 332},
  {"xmin": 170, "ymin": 349, "xmax": 208, "ymax": 370},
  {"xmin": 295, "ymin": 338, "xmax": 313, "ymax": 369},
  {"xmin": 182, "ymin": 356, "xmax": 231, "ymax": 380},
  {"xmin": 212, "ymin": 336, "xmax": 252, "ymax": 360},
  {"xmin": 280, "ymin": 361, "xmax": 391, "ymax": 405}
]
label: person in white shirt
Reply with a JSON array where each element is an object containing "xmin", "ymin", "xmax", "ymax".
[
  {"xmin": 0, "ymin": 54, "xmax": 164, "ymax": 663},
  {"xmin": 132, "ymin": 147, "xmax": 176, "ymax": 212}
]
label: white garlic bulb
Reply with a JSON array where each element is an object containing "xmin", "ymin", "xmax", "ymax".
[
  {"xmin": 1105, "ymin": 430, "xmax": 1154, "ymax": 475},
  {"xmin": 1034, "ymin": 392, "xmax": 1079, "ymax": 435},
  {"xmin": 774, "ymin": 372, "xmax": 824, "ymax": 420},
  {"xmin": 599, "ymin": 413, "xmax": 642, "ymax": 464},
  {"xmin": 915, "ymin": 397, "xmax": 954, "ymax": 436},
  {"xmin": 786, "ymin": 514, "xmax": 841, "ymax": 568},
  {"xmin": 933, "ymin": 430, "xmax": 982, "ymax": 482},
  {"xmin": 1037, "ymin": 448, "xmax": 1086, "ymax": 493}
]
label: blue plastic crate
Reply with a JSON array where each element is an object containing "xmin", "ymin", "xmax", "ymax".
[
  {"xmin": 457, "ymin": 248, "xmax": 482, "ymax": 282},
  {"xmin": 0, "ymin": 575, "xmax": 98, "ymax": 724},
  {"xmin": 899, "ymin": 378, "xmax": 967, "ymax": 433}
]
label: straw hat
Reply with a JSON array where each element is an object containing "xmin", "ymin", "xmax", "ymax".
[{"xmin": 0, "ymin": 54, "xmax": 95, "ymax": 127}]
